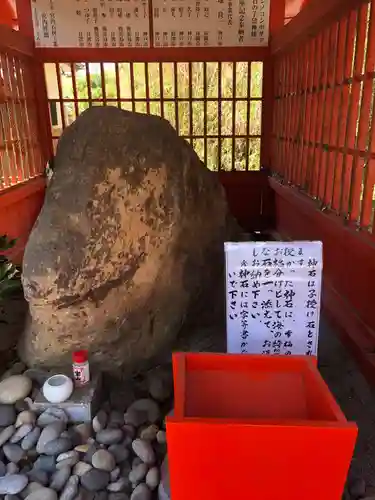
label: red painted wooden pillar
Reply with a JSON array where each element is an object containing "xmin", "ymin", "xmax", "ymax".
[{"xmin": 0, "ymin": 0, "xmax": 18, "ymax": 29}]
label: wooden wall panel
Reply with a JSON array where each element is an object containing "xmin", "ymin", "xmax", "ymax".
[
  {"xmin": 220, "ymin": 171, "xmax": 275, "ymax": 232},
  {"xmin": 0, "ymin": 178, "xmax": 46, "ymax": 263},
  {"xmin": 271, "ymin": 178, "xmax": 375, "ymax": 383}
]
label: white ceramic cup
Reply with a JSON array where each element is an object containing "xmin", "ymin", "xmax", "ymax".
[{"xmin": 42, "ymin": 374, "xmax": 74, "ymax": 403}]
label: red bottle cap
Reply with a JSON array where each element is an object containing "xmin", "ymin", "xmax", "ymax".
[{"xmin": 72, "ymin": 350, "xmax": 88, "ymax": 364}]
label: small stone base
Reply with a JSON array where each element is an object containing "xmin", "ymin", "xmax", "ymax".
[{"xmin": 30, "ymin": 372, "xmax": 102, "ymax": 422}]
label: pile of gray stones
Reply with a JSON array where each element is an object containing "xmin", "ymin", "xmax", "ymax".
[
  {"xmin": 0, "ymin": 362, "xmax": 369, "ymax": 500},
  {"xmin": 0, "ymin": 365, "xmax": 171, "ymax": 500}
]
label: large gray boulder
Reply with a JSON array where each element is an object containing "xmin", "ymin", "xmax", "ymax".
[{"xmin": 19, "ymin": 107, "xmax": 238, "ymax": 372}]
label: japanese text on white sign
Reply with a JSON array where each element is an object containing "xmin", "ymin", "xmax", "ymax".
[
  {"xmin": 31, "ymin": 0, "xmax": 270, "ymax": 48},
  {"xmin": 225, "ymin": 241, "xmax": 323, "ymax": 356},
  {"xmin": 31, "ymin": 0, "xmax": 150, "ymax": 48},
  {"xmin": 152, "ymin": 0, "xmax": 270, "ymax": 47}
]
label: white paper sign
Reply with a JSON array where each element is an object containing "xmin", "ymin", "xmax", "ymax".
[
  {"xmin": 31, "ymin": 0, "xmax": 150, "ymax": 48},
  {"xmin": 152, "ymin": 0, "xmax": 270, "ymax": 47},
  {"xmin": 225, "ymin": 241, "xmax": 323, "ymax": 356}
]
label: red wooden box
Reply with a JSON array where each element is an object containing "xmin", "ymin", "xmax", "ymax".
[{"xmin": 166, "ymin": 353, "xmax": 357, "ymax": 500}]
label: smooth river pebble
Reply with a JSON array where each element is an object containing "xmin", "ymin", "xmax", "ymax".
[
  {"xmin": 15, "ymin": 412, "xmax": 35, "ymax": 429},
  {"xmin": 10, "ymin": 425, "xmax": 33, "ymax": 444},
  {"xmin": 96, "ymin": 429, "xmax": 123, "ymax": 446},
  {"xmin": 36, "ymin": 422, "xmax": 65, "ymax": 454},
  {"xmin": 108, "ymin": 445, "xmax": 130, "ymax": 465},
  {"xmin": 92, "ymin": 411, "xmax": 107, "ymax": 433},
  {"xmin": 108, "ymin": 494, "xmax": 130, "ymax": 500},
  {"xmin": 0, "ymin": 475, "xmax": 29, "ymax": 495},
  {"xmin": 24, "ymin": 487, "xmax": 57, "ymax": 500},
  {"xmin": 21, "ymin": 482, "xmax": 44, "ymax": 498},
  {"xmin": 0, "ymin": 426, "xmax": 15, "ymax": 447},
  {"xmin": 81, "ymin": 469, "xmax": 110, "ymax": 492},
  {"xmin": 92, "ymin": 450, "xmax": 116, "ymax": 472},
  {"xmin": 37, "ymin": 409, "xmax": 68, "ymax": 428},
  {"xmin": 27, "ymin": 469, "xmax": 48, "ymax": 486},
  {"xmin": 132, "ymin": 440, "xmax": 155, "ymax": 465},
  {"xmin": 43, "ymin": 438, "xmax": 72, "ymax": 456},
  {"xmin": 57, "ymin": 450, "xmax": 78, "ymax": 462},
  {"xmin": 145, "ymin": 467, "xmax": 159, "ymax": 490},
  {"xmin": 130, "ymin": 483, "xmax": 151, "ymax": 500},
  {"xmin": 50, "ymin": 466, "xmax": 71, "ymax": 492},
  {"xmin": 0, "ymin": 405, "xmax": 16, "ymax": 427},
  {"xmin": 21, "ymin": 427, "xmax": 41, "ymax": 451},
  {"xmin": 107, "ymin": 478, "xmax": 128, "ymax": 493},
  {"xmin": 60, "ymin": 475, "xmax": 79, "ymax": 500},
  {"xmin": 128, "ymin": 464, "xmax": 148, "ymax": 485},
  {"xmin": 139, "ymin": 425, "xmax": 158, "ymax": 442},
  {"xmin": 3, "ymin": 445, "xmax": 25, "ymax": 464},
  {"xmin": 0, "ymin": 460, "xmax": 6, "ymax": 477},
  {"xmin": 0, "ymin": 376, "xmax": 32, "ymax": 405},
  {"xmin": 33, "ymin": 455, "xmax": 56, "ymax": 474},
  {"xmin": 72, "ymin": 462, "xmax": 91, "ymax": 477},
  {"xmin": 6, "ymin": 463, "xmax": 19, "ymax": 475}
]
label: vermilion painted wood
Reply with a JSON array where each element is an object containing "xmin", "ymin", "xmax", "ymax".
[
  {"xmin": 0, "ymin": 26, "xmax": 45, "ymax": 188},
  {"xmin": 219, "ymin": 171, "xmax": 274, "ymax": 231},
  {"xmin": 0, "ymin": 24, "xmax": 33, "ymax": 56},
  {"xmin": 15, "ymin": 0, "xmax": 34, "ymax": 38},
  {"xmin": 342, "ymin": 4, "xmax": 367, "ymax": 220},
  {"xmin": 272, "ymin": 182, "xmax": 375, "ymax": 384},
  {"xmin": 12, "ymin": 1, "xmax": 53, "ymax": 165},
  {"xmin": 294, "ymin": 44, "xmax": 305, "ymax": 185},
  {"xmin": 0, "ymin": 177, "xmax": 46, "ymax": 263},
  {"xmin": 359, "ymin": 2, "xmax": 375, "ymax": 229},
  {"xmin": 272, "ymin": 0, "xmax": 375, "ymax": 235},
  {"xmin": 270, "ymin": 178, "xmax": 375, "ymax": 370},
  {"xmin": 320, "ymin": 22, "xmax": 338, "ymax": 204},
  {"xmin": 0, "ymin": 0, "xmax": 17, "ymax": 29},
  {"xmin": 336, "ymin": 10, "xmax": 357, "ymax": 215},
  {"xmin": 261, "ymin": 0, "xmax": 285, "ymax": 168},
  {"xmin": 167, "ymin": 352, "xmax": 357, "ymax": 500},
  {"xmin": 329, "ymin": 16, "xmax": 347, "ymax": 211},
  {"xmin": 34, "ymin": 46, "xmax": 270, "ymax": 63},
  {"xmin": 285, "ymin": 0, "xmax": 311, "ymax": 22},
  {"xmin": 271, "ymin": 0, "xmax": 369, "ymax": 54}
]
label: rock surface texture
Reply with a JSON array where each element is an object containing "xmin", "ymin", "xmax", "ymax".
[{"xmin": 20, "ymin": 106, "xmax": 237, "ymax": 371}]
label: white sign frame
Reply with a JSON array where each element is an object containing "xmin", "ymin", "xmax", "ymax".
[{"xmin": 225, "ymin": 241, "xmax": 323, "ymax": 357}]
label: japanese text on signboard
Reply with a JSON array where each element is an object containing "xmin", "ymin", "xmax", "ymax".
[
  {"xmin": 225, "ymin": 241, "xmax": 323, "ymax": 356},
  {"xmin": 152, "ymin": 0, "xmax": 269, "ymax": 47},
  {"xmin": 31, "ymin": 0, "xmax": 270, "ymax": 48},
  {"xmin": 32, "ymin": 0, "xmax": 150, "ymax": 48}
]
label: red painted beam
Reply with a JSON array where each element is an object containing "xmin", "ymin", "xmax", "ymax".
[
  {"xmin": 0, "ymin": 177, "xmax": 46, "ymax": 264},
  {"xmin": 0, "ymin": 24, "xmax": 33, "ymax": 56},
  {"xmin": 35, "ymin": 46, "xmax": 270, "ymax": 64},
  {"xmin": 0, "ymin": 0, "xmax": 17, "ymax": 29},
  {"xmin": 270, "ymin": 178, "xmax": 375, "ymax": 385},
  {"xmin": 285, "ymin": 0, "xmax": 311, "ymax": 21},
  {"xmin": 271, "ymin": 0, "xmax": 369, "ymax": 54}
]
